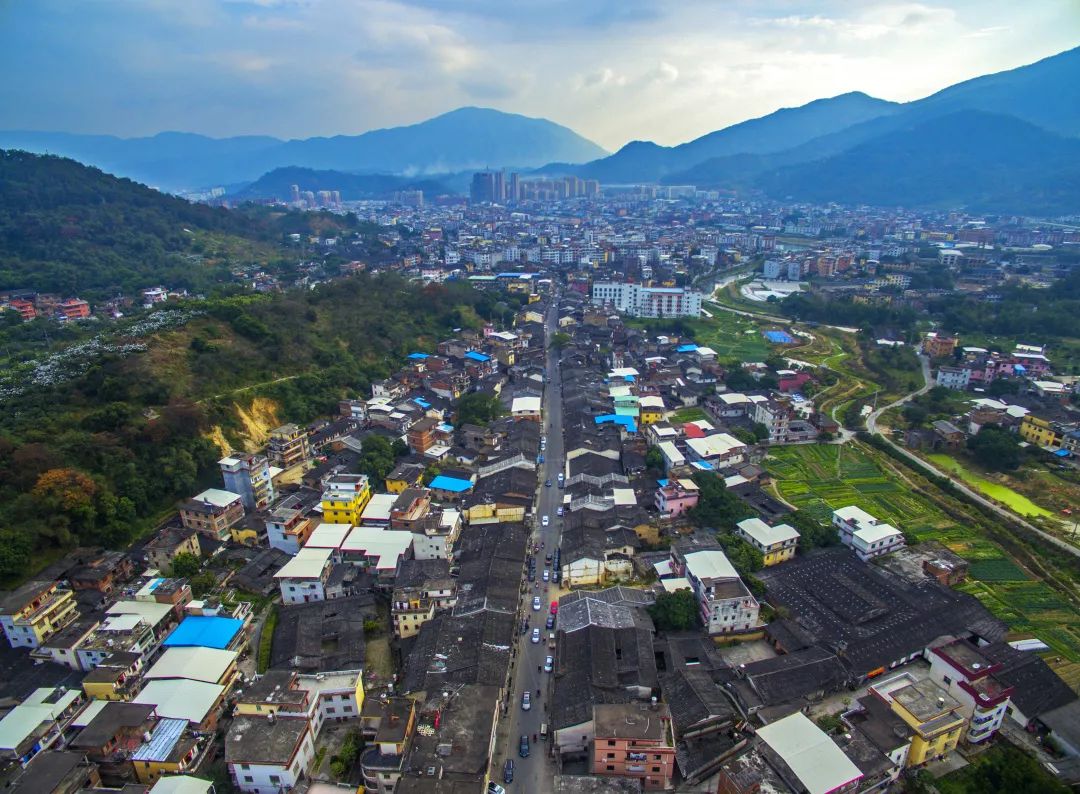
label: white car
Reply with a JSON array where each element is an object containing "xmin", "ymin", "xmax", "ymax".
[
  {"xmin": 542, "ymin": 569, "xmax": 550, "ymax": 582},
  {"xmin": 531, "ymin": 628, "xmax": 541, "ymax": 643},
  {"xmin": 522, "ymin": 691, "xmax": 532, "ymax": 710},
  {"xmin": 541, "ymin": 516, "xmax": 550, "ymax": 527},
  {"xmin": 532, "ymin": 596, "xmax": 542, "ymax": 611},
  {"xmin": 544, "ymin": 655, "xmax": 554, "ymax": 672},
  {"xmin": 557, "ymin": 506, "xmax": 564, "ymax": 516}
]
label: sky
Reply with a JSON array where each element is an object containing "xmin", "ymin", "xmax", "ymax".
[{"xmin": 1, "ymin": 0, "xmax": 1078, "ymax": 151}]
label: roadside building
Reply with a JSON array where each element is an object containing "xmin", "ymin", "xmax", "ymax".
[
  {"xmin": 734, "ymin": 517, "xmax": 799, "ymax": 566},
  {"xmin": 0, "ymin": 580, "xmax": 79, "ymax": 649},
  {"xmin": 591, "ymin": 703, "xmax": 676, "ymax": 790},
  {"xmin": 179, "ymin": 489, "xmax": 245, "ymax": 542},
  {"xmin": 267, "ymin": 424, "xmax": 311, "ymax": 469}
]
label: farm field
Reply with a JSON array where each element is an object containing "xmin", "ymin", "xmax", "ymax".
[
  {"xmin": 765, "ymin": 443, "xmax": 1080, "ymax": 664},
  {"xmin": 694, "ymin": 314, "xmax": 771, "ymax": 361},
  {"xmin": 928, "ymin": 454, "xmax": 1053, "ymax": 518}
]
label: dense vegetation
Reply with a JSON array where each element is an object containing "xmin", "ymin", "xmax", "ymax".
[
  {"xmin": 0, "ymin": 273, "xmax": 506, "ymax": 582},
  {"xmin": 0, "ymin": 150, "xmax": 369, "ymax": 298}
]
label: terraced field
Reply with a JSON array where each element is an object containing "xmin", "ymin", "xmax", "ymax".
[{"xmin": 766, "ymin": 443, "xmax": 1080, "ymax": 665}]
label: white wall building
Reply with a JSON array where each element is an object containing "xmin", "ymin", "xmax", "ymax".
[
  {"xmin": 591, "ymin": 282, "xmax": 703, "ymax": 318},
  {"xmin": 832, "ymin": 506, "xmax": 905, "ymax": 561}
]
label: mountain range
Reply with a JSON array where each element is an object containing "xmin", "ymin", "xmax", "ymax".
[
  {"xmin": 0, "ymin": 107, "xmax": 607, "ymax": 192},
  {"xmin": 2, "ymin": 45, "xmax": 1078, "ymax": 212}
]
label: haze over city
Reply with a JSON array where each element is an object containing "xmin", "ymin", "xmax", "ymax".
[{"xmin": 1, "ymin": 0, "xmax": 1079, "ymax": 148}]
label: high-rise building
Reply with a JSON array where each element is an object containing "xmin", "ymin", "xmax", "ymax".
[
  {"xmin": 290, "ymin": 184, "xmax": 300, "ymax": 203},
  {"xmin": 508, "ymin": 172, "xmax": 520, "ymax": 201},
  {"xmin": 493, "ymin": 171, "xmax": 505, "ymax": 203},
  {"xmin": 469, "ymin": 172, "xmax": 497, "ymax": 204},
  {"xmin": 219, "ymin": 452, "xmax": 276, "ymax": 511}
]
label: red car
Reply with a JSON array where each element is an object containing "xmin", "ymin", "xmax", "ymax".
[{"xmin": 550, "ymin": 601, "xmax": 558, "ymax": 615}]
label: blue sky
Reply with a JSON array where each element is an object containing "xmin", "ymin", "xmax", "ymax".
[{"xmin": 1, "ymin": 0, "xmax": 1078, "ymax": 149}]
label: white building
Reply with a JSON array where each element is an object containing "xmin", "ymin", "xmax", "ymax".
[
  {"xmin": 936, "ymin": 366, "xmax": 971, "ymax": 391},
  {"xmin": 226, "ymin": 715, "xmax": 316, "ymax": 794},
  {"xmin": 832, "ymin": 506, "xmax": 905, "ymax": 561},
  {"xmin": 756, "ymin": 712, "xmax": 863, "ymax": 793},
  {"xmin": 927, "ymin": 639, "xmax": 1013, "ymax": 745},
  {"xmin": 685, "ymin": 432, "xmax": 747, "ymax": 467},
  {"xmin": 676, "ymin": 549, "xmax": 759, "ymax": 635},
  {"xmin": 591, "ymin": 282, "xmax": 703, "ymax": 318},
  {"xmin": 763, "ymin": 260, "xmax": 782, "ymax": 279},
  {"xmin": 274, "ymin": 547, "xmax": 333, "ymax": 604},
  {"xmin": 735, "ymin": 517, "xmax": 800, "ymax": 566}
]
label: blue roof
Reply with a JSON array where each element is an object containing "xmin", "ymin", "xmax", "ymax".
[
  {"xmin": 657, "ymin": 479, "xmax": 669, "ymax": 487},
  {"xmin": 1014, "ymin": 364, "xmax": 1027, "ymax": 373},
  {"xmin": 438, "ymin": 423, "xmax": 455, "ymax": 433},
  {"xmin": 428, "ymin": 475, "xmax": 474, "ymax": 493},
  {"xmin": 414, "ymin": 398, "xmax": 431, "ymax": 408},
  {"xmin": 497, "ymin": 272, "xmax": 534, "ymax": 279},
  {"xmin": 624, "ymin": 375, "xmax": 636, "ymax": 383},
  {"xmin": 594, "ymin": 414, "xmax": 637, "ymax": 433},
  {"xmin": 1054, "ymin": 448, "xmax": 1071, "ymax": 457},
  {"xmin": 691, "ymin": 461, "xmax": 714, "ymax": 470},
  {"xmin": 163, "ymin": 616, "xmax": 243, "ymax": 650},
  {"xmin": 465, "ymin": 351, "xmax": 491, "ymax": 362},
  {"xmin": 676, "ymin": 344, "xmax": 698, "ymax": 353},
  {"xmin": 407, "ymin": 352, "xmax": 430, "ymax": 360}
]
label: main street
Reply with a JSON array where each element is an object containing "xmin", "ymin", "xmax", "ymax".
[{"xmin": 495, "ymin": 296, "xmax": 565, "ymax": 793}]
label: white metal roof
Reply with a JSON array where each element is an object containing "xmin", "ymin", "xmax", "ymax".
[
  {"xmin": 107, "ymin": 599, "xmax": 175, "ymax": 627},
  {"xmin": 853, "ymin": 523, "xmax": 902, "ymax": 545},
  {"xmin": 304, "ymin": 523, "xmax": 353, "ymax": 549},
  {"xmin": 684, "ymin": 549, "xmax": 738, "ymax": 582},
  {"xmin": 657, "ymin": 441, "xmax": 684, "ymax": 464},
  {"xmin": 719, "ymin": 393, "xmax": 751, "ymax": 404},
  {"xmin": 0, "ymin": 688, "xmax": 82, "ymax": 751},
  {"xmin": 511, "ymin": 396, "xmax": 542, "ymax": 413},
  {"xmin": 661, "ymin": 577, "xmax": 692, "ymax": 593},
  {"xmin": 638, "ymin": 395, "xmax": 666, "ymax": 409},
  {"xmin": 756, "ymin": 712, "xmax": 862, "ymax": 794},
  {"xmin": 686, "ymin": 433, "xmax": 745, "ymax": 459},
  {"xmin": 274, "ymin": 546, "xmax": 333, "ymax": 580},
  {"xmin": 341, "ymin": 526, "xmax": 414, "ymax": 570},
  {"xmin": 149, "ymin": 774, "xmax": 215, "ymax": 794},
  {"xmin": 145, "ymin": 647, "xmax": 238, "ymax": 684},
  {"xmin": 361, "ymin": 493, "xmax": 396, "ymax": 522},
  {"xmin": 134, "ymin": 679, "xmax": 225, "ymax": 724},
  {"xmin": 191, "ymin": 488, "xmax": 242, "ymax": 508},
  {"xmin": 611, "ymin": 488, "xmax": 637, "ymax": 506},
  {"xmin": 833, "ymin": 505, "xmax": 878, "ymax": 528},
  {"xmin": 737, "ymin": 517, "xmax": 800, "ymax": 548}
]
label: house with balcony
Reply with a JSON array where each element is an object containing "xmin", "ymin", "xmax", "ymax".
[
  {"xmin": 264, "ymin": 495, "xmax": 317, "ymax": 555},
  {"xmin": 832, "ymin": 506, "xmax": 905, "ymax": 561},
  {"xmin": 320, "ymin": 473, "xmax": 372, "ymax": 526},
  {"xmin": 68, "ymin": 701, "xmax": 157, "ymax": 786},
  {"xmin": 868, "ymin": 675, "xmax": 966, "ymax": 767},
  {"xmin": 274, "ymin": 547, "xmax": 334, "ymax": 604},
  {"xmin": 734, "ymin": 517, "xmax": 799, "ymax": 566},
  {"xmin": 179, "ymin": 489, "xmax": 245, "ymax": 542},
  {"xmin": 0, "ymin": 687, "xmax": 85, "ymax": 767},
  {"xmin": 0, "ymin": 580, "xmax": 79, "ymax": 649},
  {"xmin": 591, "ymin": 702, "xmax": 676, "ymax": 790},
  {"xmin": 219, "ymin": 452, "xmax": 277, "ymax": 511},
  {"xmin": 130, "ymin": 718, "xmax": 201, "ymax": 785},
  {"xmin": 267, "ymin": 423, "xmax": 311, "ymax": 469},
  {"xmin": 145, "ymin": 526, "xmax": 202, "ymax": 576},
  {"xmin": 927, "ymin": 638, "xmax": 1013, "ymax": 745},
  {"xmin": 671, "ymin": 548, "xmax": 759, "ymax": 636},
  {"xmin": 360, "ymin": 698, "xmax": 416, "ymax": 794},
  {"xmin": 655, "ymin": 478, "xmax": 699, "ymax": 518}
]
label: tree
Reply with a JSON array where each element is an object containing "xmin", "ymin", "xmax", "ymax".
[
  {"xmin": 551, "ymin": 332, "xmax": 571, "ymax": 350},
  {"xmin": 358, "ymin": 435, "xmax": 397, "ymax": 482},
  {"xmin": 647, "ymin": 590, "xmax": 699, "ymax": 631},
  {"xmin": 455, "ymin": 392, "xmax": 505, "ymax": 427},
  {"xmin": 645, "ymin": 446, "xmax": 665, "ymax": 471},
  {"xmin": 716, "ymin": 534, "xmax": 764, "ymax": 576},
  {"xmin": 689, "ymin": 473, "xmax": 755, "ymax": 530},
  {"xmin": 788, "ymin": 510, "xmax": 840, "ymax": 551},
  {"xmin": 190, "ymin": 571, "xmax": 217, "ymax": 598},
  {"xmin": 170, "ymin": 551, "xmax": 201, "ymax": 579},
  {"xmin": 967, "ymin": 425, "xmax": 1021, "ymax": 471}
]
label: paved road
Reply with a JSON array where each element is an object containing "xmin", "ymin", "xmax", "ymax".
[
  {"xmin": 496, "ymin": 298, "xmax": 565, "ymax": 793},
  {"xmin": 866, "ymin": 354, "xmax": 1080, "ymax": 560}
]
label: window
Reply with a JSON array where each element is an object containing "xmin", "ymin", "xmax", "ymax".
[
  {"xmin": 652, "ymin": 766, "xmax": 661, "ymax": 773},
  {"xmin": 343, "ymin": 705, "xmax": 353, "ymax": 713},
  {"xmin": 608, "ymin": 740, "xmax": 616, "ymax": 747},
  {"xmin": 654, "ymin": 755, "xmax": 661, "ymax": 760},
  {"xmin": 606, "ymin": 765, "xmax": 615, "ymax": 771},
  {"xmin": 943, "ymin": 675, "xmax": 952, "ymax": 685},
  {"xmin": 606, "ymin": 753, "xmax": 615, "ymax": 759},
  {"xmin": 244, "ymin": 776, "xmax": 254, "ymax": 783},
  {"xmin": 269, "ymin": 775, "xmax": 281, "ymax": 785}
]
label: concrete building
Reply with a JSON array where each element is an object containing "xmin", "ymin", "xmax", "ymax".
[
  {"xmin": 927, "ymin": 639, "xmax": 1013, "ymax": 745},
  {"xmin": 591, "ymin": 702, "xmax": 676, "ymax": 790},
  {"xmin": 219, "ymin": 452, "xmax": 276, "ymax": 511},
  {"xmin": 267, "ymin": 424, "xmax": 311, "ymax": 469},
  {"xmin": 734, "ymin": 517, "xmax": 799, "ymax": 566},
  {"xmin": 591, "ymin": 282, "xmax": 703, "ymax": 318},
  {"xmin": 672, "ymin": 548, "xmax": 759, "ymax": 636},
  {"xmin": 0, "ymin": 581, "xmax": 79, "ymax": 649},
  {"xmin": 832, "ymin": 506, "xmax": 905, "ymax": 561},
  {"xmin": 179, "ymin": 489, "xmax": 245, "ymax": 542}
]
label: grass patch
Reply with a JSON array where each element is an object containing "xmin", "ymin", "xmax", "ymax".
[
  {"xmin": 969, "ymin": 558, "xmax": 1029, "ymax": 582},
  {"xmin": 257, "ymin": 603, "xmax": 278, "ymax": 673},
  {"xmin": 668, "ymin": 406, "xmax": 707, "ymax": 424},
  {"xmin": 365, "ymin": 636, "xmax": 394, "ymax": 681},
  {"xmin": 928, "ymin": 454, "xmax": 1053, "ymax": 518}
]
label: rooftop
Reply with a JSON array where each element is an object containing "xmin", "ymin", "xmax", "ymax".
[
  {"xmin": 593, "ymin": 703, "xmax": 672, "ymax": 742},
  {"xmin": 134, "ymin": 678, "xmax": 225, "ymax": 724},
  {"xmin": 144, "ymin": 646, "xmax": 238, "ymax": 684},
  {"xmin": 226, "ymin": 715, "xmax": 308, "ymax": 765},
  {"xmin": 756, "ymin": 711, "xmax": 863, "ymax": 794},
  {"xmin": 162, "ymin": 615, "xmax": 244, "ymax": 650}
]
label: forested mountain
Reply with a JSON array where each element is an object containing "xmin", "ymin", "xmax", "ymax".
[
  {"xmin": 0, "ymin": 107, "xmax": 607, "ymax": 191},
  {"xmin": 232, "ymin": 166, "xmax": 453, "ymax": 201},
  {"xmin": 0, "ymin": 150, "xmax": 364, "ymax": 298}
]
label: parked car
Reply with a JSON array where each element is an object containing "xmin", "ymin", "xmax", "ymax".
[
  {"xmin": 519, "ymin": 735, "xmax": 530, "ymax": 757},
  {"xmin": 503, "ymin": 759, "xmax": 514, "ymax": 784},
  {"xmin": 544, "ymin": 655, "xmax": 554, "ymax": 672},
  {"xmin": 522, "ymin": 691, "xmax": 532, "ymax": 710},
  {"xmin": 550, "ymin": 601, "xmax": 558, "ymax": 615},
  {"xmin": 532, "ymin": 596, "xmax": 541, "ymax": 611},
  {"xmin": 490, "ymin": 783, "xmax": 507, "ymax": 794},
  {"xmin": 531, "ymin": 628, "xmax": 541, "ymax": 644},
  {"xmin": 546, "ymin": 614, "xmax": 555, "ymax": 629},
  {"xmin": 545, "ymin": 479, "xmax": 552, "ymax": 487},
  {"xmin": 541, "ymin": 515, "xmax": 550, "ymax": 527},
  {"xmin": 557, "ymin": 506, "xmax": 564, "ymax": 516},
  {"xmin": 542, "ymin": 569, "xmax": 550, "ymax": 582}
]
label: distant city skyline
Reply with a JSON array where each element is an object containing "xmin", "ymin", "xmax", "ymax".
[{"xmin": 1, "ymin": 0, "xmax": 1078, "ymax": 151}]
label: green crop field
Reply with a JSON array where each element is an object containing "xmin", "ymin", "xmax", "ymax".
[{"xmin": 766, "ymin": 443, "xmax": 1080, "ymax": 665}]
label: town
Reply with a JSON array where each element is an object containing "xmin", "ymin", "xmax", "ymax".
[{"xmin": 2, "ymin": 196, "xmax": 1080, "ymax": 794}]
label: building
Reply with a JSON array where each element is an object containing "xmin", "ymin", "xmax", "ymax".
[
  {"xmin": 870, "ymin": 676, "xmax": 966, "ymax": 766},
  {"xmin": 130, "ymin": 718, "xmax": 201, "ymax": 784},
  {"xmin": 360, "ymin": 698, "xmax": 416, "ymax": 794},
  {"xmin": 591, "ymin": 702, "xmax": 676, "ymax": 790},
  {"xmin": 754, "ymin": 711, "xmax": 863, "ymax": 794},
  {"xmin": 672, "ymin": 548, "xmax": 759, "ymax": 636},
  {"xmin": 267, "ymin": 424, "xmax": 311, "ymax": 469},
  {"xmin": 832, "ymin": 506, "xmax": 905, "ymax": 561},
  {"xmin": 219, "ymin": 453, "xmax": 276, "ymax": 511},
  {"xmin": 511, "ymin": 395, "xmax": 543, "ymax": 421},
  {"xmin": 57, "ymin": 298, "xmax": 90, "ymax": 320},
  {"xmin": 935, "ymin": 366, "xmax": 971, "ymax": 391},
  {"xmin": 145, "ymin": 527, "xmax": 202, "ymax": 576},
  {"xmin": 226, "ymin": 715, "xmax": 316, "ymax": 794},
  {"xmin": 265, "ymin": 495, "xmax": 316, "ymax": 555},
  {"xmin": 274, "ymin": 547, "xmax": 334, "ymax": 604},
  {"xmin": 638, "ymin": 395, "xmax": 666, "ymax": 425},
  {"xmin": 734, "ymin": 517, "xmax": 799, "ymax": 566},
  {"xmin": 0, "ymin": 687, "xmax": 84, "ymax": 766},
  {"xmin": 179, "ymin": 489, "xmax": 245, "ymax": 541},
  {"xmin": 320, "ymin": 473, "xmax": 372, "ymax": 525},
  {"xmin": 922, "ymin": 333, "xmax": 959, "ymax": 358},
  {"xmin": 385, "ymin": 462, "xmax": 425, "ymax": 494},
  {"xmin": 927, "ymin": 639, "xmax": 1013, "ymax": 745},
  {"xmin": 654, "ymin": 478, "xmax": 699, "ymax": 518},
  {"xmin": 752, "ymin": 397, "xmax": 796, "ymax": 442},
  {"xmin": 0, "ymin": 580, "xmax": 79, "ymax": 649},
  {"xmin": 591, "ymin": 282, "xmax": 703, "ymax": 319},
  {"xmin": 407, "ymin": 417, "xmax": 438, "ymax": 454}
]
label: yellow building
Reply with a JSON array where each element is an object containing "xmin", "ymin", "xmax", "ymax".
[
  {"xmin": 0, "ymin": 580, "xmax": 79, "ymax": 649},
  {"xmin": 888, "ymin": 679, "xmax": 966, "ymax": 765},
  {"xmin": 82, "ymin": 664, "xmax": 140, "ymax": 701},
  {"xmin": 735, "ymin": 518, "xmax": 800, "ymax": 566},
  {"xmin": 1019, "ymin": 415, "xmax": 1061, "ymax": 447},
  {"xmin": 392, "ymin": 591, "xmax": 436, "ymax": 638},
  {"xmin": 385, "ymin": 463, "xmax": 425, "ymax": 495},
  {"xmin": 462, "ymin": 501, "xmax": 527, "ymax": 525},
  {"xmin": 321, "ymin": 473, "xmax": 372, "ymax": 524},
  {"xmin": 132, "ymin": 720, "xmax": 200, "ymax": 784},
  {"xmin": 638, "ymin": 396, "xmax": 666, "ymax": 425},
  {"xmin": 230, "ymin": 523, "xmax": 260, "ymax": 546}
]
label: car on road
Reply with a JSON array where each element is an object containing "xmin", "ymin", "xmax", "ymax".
[
  {"xmin": 490, "ymin": 783, "xmax": 507, "ymax": 794},
  {"xmin": 544, "ymin": 655, "xmax": 554, "ymax": 672},
  {"xmin": 531, "ymin": 628, "xmax": 541, "ymax": 644},
  {"xmin": 527, "ymin": 568, "xmax": 535, "ymax": 582},
  {"xmin": 542, "ymin": 435, "xmax": 547, "ymax": 444},
  {"xmin": 557, "ymin": 506, "xmax": 564, "ymax": 516},
  {"xmin": 542, "ymin": 569, "xmax": 550, "ymax": 582},
  {"xmin": 550, "ymin": 601, "xmax": 558, "ymax": 615},
  {"xmin": 545, "ymin": 479, "xmax": 551, "ymax": 487},
  {"xmin": 546, "ymin": 614, "xmax": 555, "ymax": 629},
  {"xmin": 537, "ymin": 454, "xmax": 544, "ymax": 464},
  {"xmin": 541, "ymin": 516, "xmax": 550, "ymax": 527},
  {"xmin": 522, "ymin": 690, "xmax": 532, "ymax": 710},
  {"xmin": 503, "ymin": 759, "xmax": 514, "ymax": 784},
  {"xmin": 519, "ymin": 735, "xmax": 530, "ymax": 758},
  {"xmin": 545, "ymin": 552, "xmax": 552, "ymax": 563},
  {"xmin": 532, "ymin": 596, "xmax": 541, "ymax": 611}
]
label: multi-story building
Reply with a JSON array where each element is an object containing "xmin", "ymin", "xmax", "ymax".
[
  {"xmin": 591, "ymin": 703, "xmax": 676, "ymax": 790},
  {"xmin": 0, "ymin": 687, "xmax": 85, "ymax": 766},
  {"xmin": 406, "ymin": 417, "xmax": 438, "ymax": 454},
  {"xmin": 1018, "ymin": 414, "xmax": 1071, "ymax": 448},
  {"xmin": 57, "ymin": 298, "xmax": 90, "ymax": 320},
  {"xmin": 361, "ymin": 698, "xmax": 416, "ymax": 794},
  {"xmin": 219, "ymin": 452, "xmax": 276, "ymax": 511},
  {"xmin": 320, "ymin": 474, "xmax": 372, "ymax": 526},
  {"xmin": 267, "ymin": 424, "xmax": 311, "ymax": 469},
  {"xmin": 832, "ymin": 506, "xmax": 905, "ymax": 561},
  {"xmin": 0, "ymin": 580, "xmax": 79, "ymax": 649},
  {"xmin": 591, "ymin": 282, "xmax": 703, "ymax": 318},
  {"xmin": 922, "ymin": 333, "xmax": 959, "ymax": 358},
  {"xmin": 391, "ymin": 589, "xmax": 436, "ymax": 639},
  {"xmin": 735, "ymin": 517, "xmax": 799, "ymax": 566},
  {"xmin": 927, "ymin": 639, "xmax": 1013, "ymax": 745},
  {"xmin": 226, "ymin": 714, "xmax": 316, "ymax": 794},
  {"xmin": 871, "ymin": 677, "xmax": 966, "ymax": 766},
  {"xmin": 752, "ymin": 397, "xmax": 795, "ymax": 442},
  {"xmin": 935, "ymin": 366, "xmax": 971, "ymax": 391},
  {"xmin": 179, "ymin": 489, "xmax": 245, "ymax": 542},
  {"xmin": 275, "ymin": 547, "xmax": 334, "ymax": 604},
  {"xmin": 672, "ymin": 548, "xmax": 759, "ymax": 635},
  {"xmin": 654, "ymin": 478, "xmax": 699, "ymax": 517},
  {"xmin": 265, "ymin": 495, "xmax": 316, "ymax": 555},
  {"xmin": 638, "ymin": 395, "xmax": 666, "ymax": 425}
]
